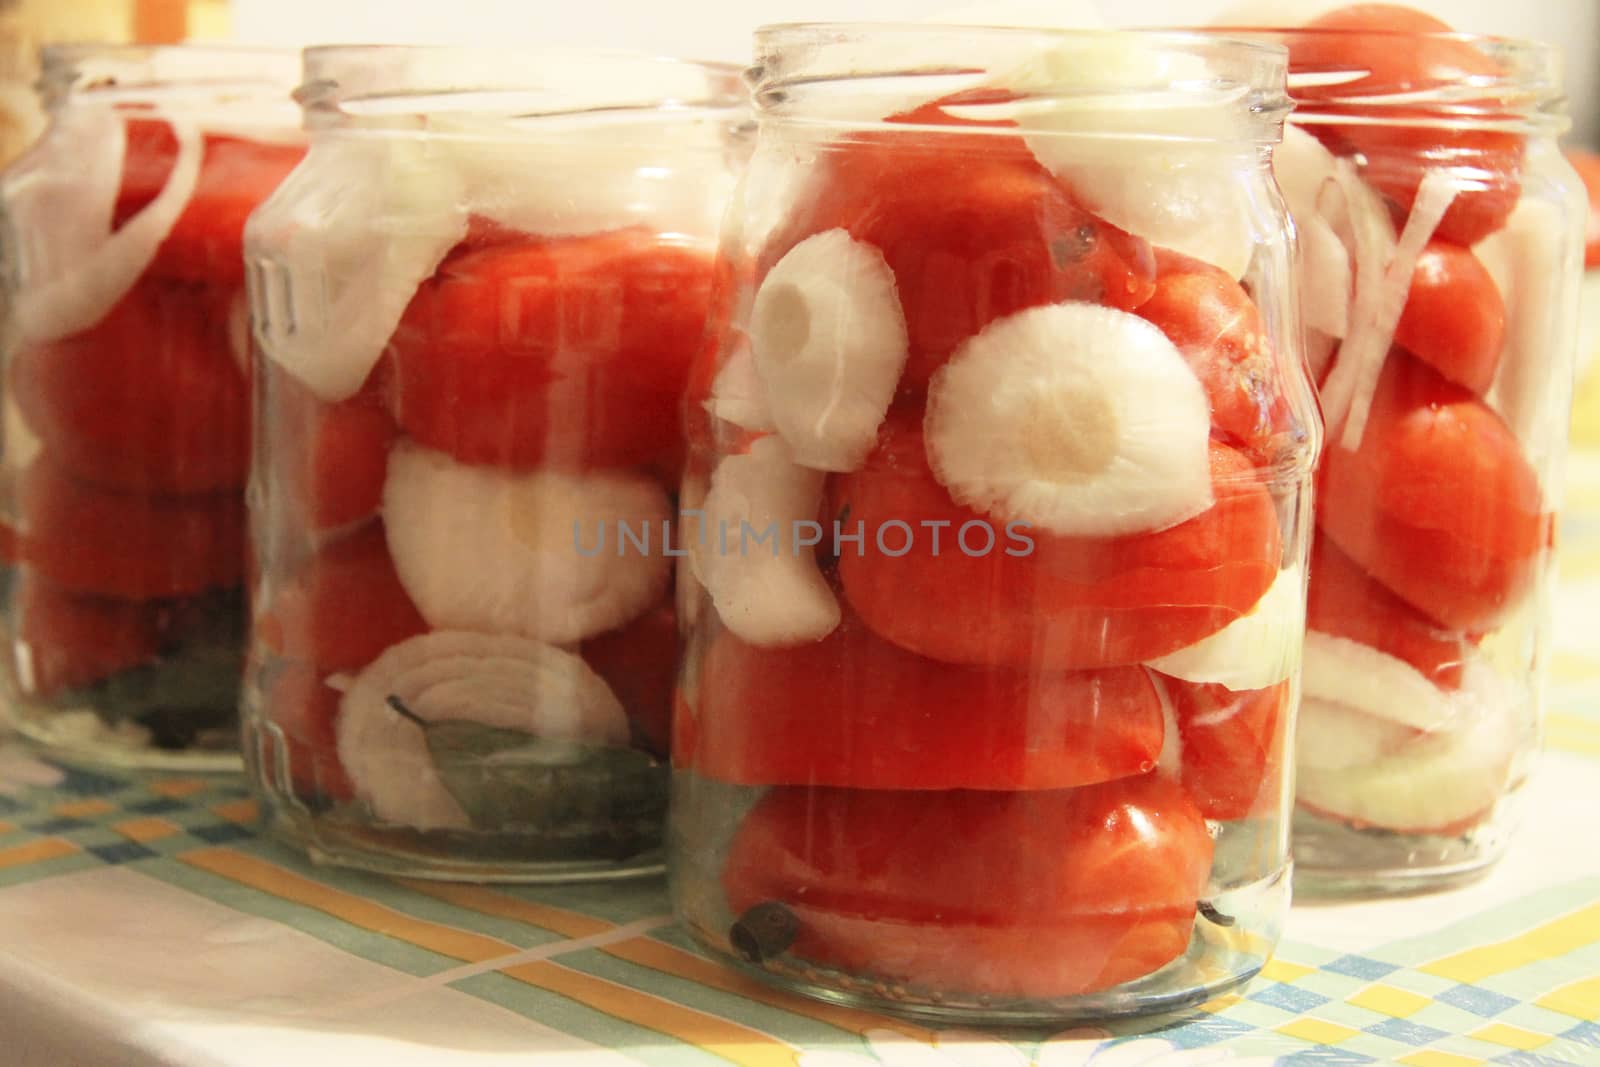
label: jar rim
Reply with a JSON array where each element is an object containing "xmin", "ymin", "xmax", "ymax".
[
  {"xmin": 42, "ymin": 43, "xmax": 300, "ymax": 97},
  {"xmin": 298, "ymin": 45, "xmax": 746, "ymax": 127},
  {"xmin": 747, "ymin": 23, "xmax": 1291, "ymax": 144},
  {"xmin": 1199, "ymin": 27, "xmax": 1567, "ymax": 134}
]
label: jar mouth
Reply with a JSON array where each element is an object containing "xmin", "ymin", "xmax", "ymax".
[
  {"xmin": 1203, "ymin": 27, "xmax": 1566, "ymax": 134},
  {"xmin": 749, "ymin": 23, "xmax": 1290, "ymax": 145},
  {"xmin": 298, "ymin": 46, "xmax": 746, "ymax": 129},
  {"xmin": 41, "ymin": 43, "xmax": 300, "ymax": 103}
]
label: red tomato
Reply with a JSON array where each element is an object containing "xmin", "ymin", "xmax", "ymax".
[
  {"xmin": 685, "ymin": 613, "xmax": 1163, "ymax": 790},
  {"xmin": 255, "ymin": 659, "xmax": 355, "ymax": 804},
  {"xmin": 255, "ymin": 524, "xmax": 428, "ymax": 673},
  {"xmin": 831, "ymin": 417, "xmax": 1281, "ymax": 669},
  {"xmin": 9, "ymin": 279, "xmax": 248, "ymax": 495},
  {"xmin": 1287, "ymin": 5, "xmax": 1523, "ymax": 245},
  {"xmin": 1159, "ymin": 675, "xmax": 1287, "ymax": 822},
  {"xmin": 16, "ymin": 460, "xmax": 244, "ymax": 600},
  {"xmin": 115, "ymin": 118, "xmax": 306, "ymax": 285},
  {"xmin": 765, "ymin": 125, "xmax": 1155, "ymax": 391},
  {"xmin": 1137, "ymin": 249, "xmax": 1292, "ymax": 456},
  {"xmin": 580, "ymin": 602, "xmax": 678, "ymax": 758},
  {"xmin": 1565, "ymin": 148, "xmax": 1600, "ymax": 269},
  {"xmin": 1319, "ymin": 349, "xmax": 1545, "ymax": 631},
  {"xmin": 10, "ymin": 573, "xmax": 164, "ymax": 698},
  {"xmin": 1392, "ymin": 240, "xmax": 1504, "ymax": 394},
  {"xmin": 260, "ymin": 361, "xmax": 396, "ymax": 535},
  {"xmin": 387, "ymin": 228, "xmax": 717, "ymax": 471},
  {"xmin": 1307, "ymin": 535, "xmax": 1473, "ymax": 687},
  {"xmin": 721, "ymin": 775, "xmax": 1213, "ymax": 999}
]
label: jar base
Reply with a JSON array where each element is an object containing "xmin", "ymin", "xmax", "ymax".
[
  {"xmin": 1290, "ymin": 802, "xmax": 1517, "ymax": 900},
  {"xmin": 3, "ymin": 700, "xmax": 242, "ymax": 773},
  {"xmin": 255, "ymin": 788, "xmax": 666, "ymax": 885},
  {"xmin": 673, "ymin": 866, "xmax": 1291, "ymax": 1025}
]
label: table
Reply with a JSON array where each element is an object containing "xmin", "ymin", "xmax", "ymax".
[{"xmin": 2, "ymin": 467, "xmax": 1600, "ymax": 1067}]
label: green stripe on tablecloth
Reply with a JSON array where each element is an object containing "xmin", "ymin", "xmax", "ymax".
[{"xmin": 451, "ymin": 969, "xmax": 732, "ymax": 1067}]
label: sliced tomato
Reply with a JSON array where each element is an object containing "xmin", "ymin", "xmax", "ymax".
[
  {"xmin": 765, "ymin": 126, "xmax": 1155, "ymax": 391},
  {"xmin": 260, "ymin": 361, "xmax": 396, "ymax": 535},
  {"xmin": 831, "ymin": 417, "xmax": 1281, "ymax": 669},
  {"xmin": 688, "ymin": 613, "xmax": 1162, "ymax": 790},
  {"xmin": 580, "ymin": 601, "xmax": 678, "ymax": 758},
  {"xmin": 1565, "ymin": 148, "xmax": 1600, "ymax": 269},
  {"xmin": 1137, "ymin": 249, "xmax": 1292, "ymax": 456},
  {"xmin": 1286, "ymin": 6, "xmax": 1522, "ymax": 245},
  {"xmin": 256, "ymin": 659, "xmax": 355, "ymax": 804},
  {"xmin": 10, "ymin": 573, "xmax": 165, "ymax": 698},
  {"xmin": 16, "ymin": 460, "xmax": 244, "ymax": 600},
  {"xmin": 1318, "ymin": 349, "xmax": 1545, "ymax": 631},
  {"xmin": 721, "ymin": 775, "xmax": 1212, "ymax": 1000},
  {"xmin": 9, "ymin": 279, "xmax": 248, "ymax": 494},
  {"xmin": 1307, "ymin": 535, "xmax": 1473, "ymax": 687},
  {"xmin": 254, "ymin": 524, "xmax": 429, "ymax": 674},
  {"xmin": 1159, "ymin": 674, "xmax": 1287, "ymax": 822},
  {"xmin": 1392, "ymin": 240, "xmax": 1504, "ymax": 394},
  {"xmin": 387, "ymin": 228, "xmax": 717, "ymax": 471},
  {"xmin": 115, "ymin": 118, "xmax": 306, "ymax": 285}
]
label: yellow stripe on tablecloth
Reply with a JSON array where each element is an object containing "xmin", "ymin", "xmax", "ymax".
[
  {"xmin": 1395, "ymin": 1052, "xmax": 1486, "ymax": 1067},
  {"xmin": 499, "ymin": 958, "xmax": 798, "ymax": 1067},
  {"xmin": 1534, "ymin": 975, "xmax": 1600, "ymax": 1021},
  {"xmin": 1470, "ymin": 1023, "xmax": 1553, "ymax": 1050},
  {"xmin": 185, "ymin": 849, "xmax": 797, "ymax": 1066},
  {"xmin": 400, "ymin": 881, "xmax": 931, "ymax": 1040},
  {"xmin": 396, "ymin": 881, "xmax": 611, "ymax": 939},
  {"xmin": 1547, "ymin": 714, "xmax": 1600, "ymax": 759},
  {"xmin": 0, "ymin": 838, "xmax": 77, "ymax": 869},
  {"xmin": 1420, "ymin": 901, "xmax": 1600, "ymax": 983},
  {"xmin": 53, "ymin": 799, "xmax": 114, "ymax": 819}
]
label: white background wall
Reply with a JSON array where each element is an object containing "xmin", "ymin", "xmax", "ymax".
[{"xmin": 228, "ymin": 0, "xmax": 1600, "ymax": 142}]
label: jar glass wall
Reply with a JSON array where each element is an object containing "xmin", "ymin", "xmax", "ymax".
[
  {"xmin": 242, "ymin": 47, "xmax": 745, "ymax": 881},
  {"xmin": 0, "ymin": 45, "xmax": 301, "ymax": 768},
  {"xmin": 1241, "ymin": 21, "xmax": 1581, "ymax": 896},
  {"xmin": 669, "ymin": 25, "xmax": 1316, "ymax": 1022}
]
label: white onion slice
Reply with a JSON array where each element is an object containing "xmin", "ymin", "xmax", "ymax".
[
  {"xmin": 691, "ymin": 435, "xmax": 840, "ymax": 646},
  {"xmin": 925, "ymin": 301, "xmax": 1213, "ymax": 537},
  {"xmin": 1146, "ymin": 567, "xmax": 1304, "ymax": 690},
  {"xmin": 1314, "ymin": 160, "xmax": 1397, "ymax": 431},
  {"xmin": 1477, "ymin": 191, "xmax": 1581, "ymax": 497},
  {"xmin": 247, "ymin": 137, "xmax": 469, "ymax": 403},
  {"xmin": 383, "ymin": 441, "xmax": 672, "ymax": 645},
  {"xmin": 15, "ymin": 116, "xmax": 202, "ymax": 344},
  {"xmin": 751, "ymin": 229, "xmax": 909, "ymax": 471},
  {"xmin": 337, "ymin": 631, "xmax": 628, "ymax": 831},
  {"xmin": 1301, "ymin": 631, "xmax": 1456, "ymax": 732},
  {"xmin": 1335, "ymin": 169, "xmax": 1457, "ymax": 450},
  {"xmin": 706, "ymin": 340, "xmax": 776, "ymax": 433}
]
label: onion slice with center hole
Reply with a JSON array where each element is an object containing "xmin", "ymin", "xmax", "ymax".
[
  {"xmin": 751, "ymin": 228, "xmax": 909, "ymax": 471},
  {"xmin": 925, "ymin": 301, "xmax": 1213, "ymax": 538}
]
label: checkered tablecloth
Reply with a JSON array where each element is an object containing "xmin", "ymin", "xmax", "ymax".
[{"xmin": 2, "ymin": 473, "xmax": 1600, "ymax": 1067}]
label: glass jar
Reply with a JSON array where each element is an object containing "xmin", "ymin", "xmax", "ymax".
[
  {"xmin": 0, "ymin": 45, "xmax": 302, "ymax": 768},
  {"xmin": 242, "ymin": 47, "xmax": 745, "ymax": 881},
  {"xmin": 1235, "ymin": 14, "xmax": 1582, "ymax": 896},
  {"xmin": 669, "ymin": 25, "xmax": 1315, "ymax": 1022}
]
